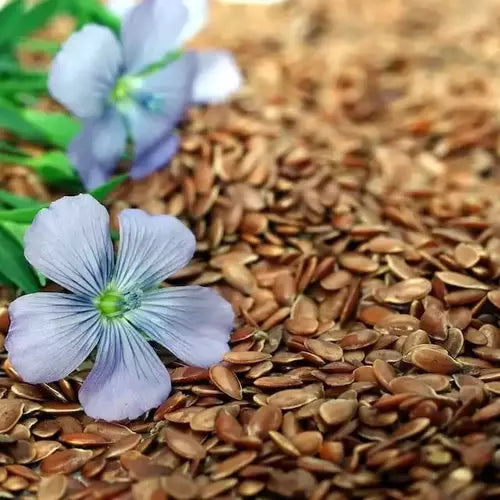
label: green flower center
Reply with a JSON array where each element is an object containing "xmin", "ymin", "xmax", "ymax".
[
  {"xmin": 110, "ymin": 76, "xmax": 137, "ymax": 104},
  {"xmin": 95, "ymin": 288, "xmax": 143, "ymax": 319}
]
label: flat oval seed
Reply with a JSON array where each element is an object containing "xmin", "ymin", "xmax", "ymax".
[
  {"xmin": 211, "ymin": 451, "xmax": 257, "ymax": 480},
  {"xmin": 319, "ymin": 399, "xmax": 357, "ymax": 425},
  {"xmin": 436, "ymin": 271, "xmax": 491, "ymax": 290},
  {"xmin": 38, "ymin": 474, "xmax": 68, "ymax": 500},
  {"xmin": 209, "ymin": 365, "xmax": 242, "ymax": 400},
  {"xmin": 267, "ymin": 389, "xmax": 316, "ymax": 410},
  {"xmin": 0, "ymin": 401, "xmax": 23, "ymax": 433},
  {"xmin": 59, "ymin": 433, "xmax": 110, "ymax": 447},
  {"xmin": 340, "ymin": 330, "xmax": 379, "ymax": 350},
  {"xmin": 163, "ymin": 427, "xmax": 206, "ymax": 460},
  {"xmin": 224, "ymin": 351, "xmax": 271, "ymax": 364},
  {"xmin": 410, "ymin": 346, "xmax": 461, "ymax": 374},
  {"xmin": 304, "ymin": 338, "xmax": 343, "ymax": 361},
  {"xmin": 320, "ymin": 270, "xmax": 352, "ymax": 291},
  {"xmin": 40, "ymin": 449, "xmax": 93, "ymax": 475}
]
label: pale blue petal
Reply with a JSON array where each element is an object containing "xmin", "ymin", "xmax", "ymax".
[
  {"xmin": 6, "ymin": 293, "xmax": 101, "ymax": 383},
  {"xmin": 112, "ymin": 210, "xmax": 195, "ymax": 292},
  {"xmin": 121, "ymin": 0, "xmax": 188, "ymax": 73},
  {"xmin": 191, "ymin": 50, "xmax": 242, "ymax": 104},
  {"xmin": 24, "ymin": 195, "xmax": 114, "ymax": 297},
  {"xmin": 79, "ymin": 319, "xmax": 171, "ymax": 421},
  {"xmin": 68, "ymin": 107, "xmax": 127, "ymax": 190},
  {"xmin": 107, "ymin": 0, "xmax": 135, "ymax": 17},
  {"xmin": 178, "ymin": 0, "xmax": 208, "ymax": 44},
  {"xmin": 130, "ymin": 134, "xmax": 179, "ymax": 179},
  {"xmin": 126, "ymin": 286, "xmax": 234, "ymax": 368},
  {"xmin": 48, "ymin": 25, "xmax": 123, "ymax": 119},
  {"xmin": 127, "ymin": 53, "xmax": 195, "ymax": 158}
]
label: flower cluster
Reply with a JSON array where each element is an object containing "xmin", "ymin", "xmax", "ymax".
[
  {"xmin": 49, "ymin": 0, "xmax": 242, "ymax": 189},
  {"xmin": 6, "ymin": 195, "xmax": 234, "ymax": 421}
]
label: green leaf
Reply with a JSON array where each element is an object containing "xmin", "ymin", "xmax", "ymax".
[
  {"xmin": 22, "ymin": 108, "xmax": 80, "ymax": 148},
  {"xmin": 0, "ymin": 205, "xmax": 47, "ymax": 224},
  {"xmin": 90, "ymin": 174, "xmax": 128, "ymax": 202},
  {"xmin": 0, "ymin": 220, "xmax": 46, "ymax": 286},
  {"xmin": 0, "ymin": 224, "xmax": 39, "ymax": 293},
  {"xmin": 65, "ymin": 0, "xmax": 120, "ymax": 33},
  {"xmin": 0, "ymin": 150, "xmax": 80, "ymax": 187},
  {"xmin": 0, "ymin": 73, "xmax": 48, "ymax": 94},
  {"xmin": 0, "ymin": 97, "xmax": 44, "ymax": 141},
  {"xmin": 0, "ymin": 1, "xmax": 23, "ymax": 47},
  {"xmin": 13, "ymin": 0, "xmax": 62, "ymax": 43},
  {"xmin": 19, "ymin": 37, "xmax": 59, "ymax": 54},
  {"xmin": 29, "ymin": 151, "xmax": 81, "ymax": 186},
  {"xmin": 0, "ymin": 188, "xmax": 43, "ymax": 209},
  {"xmin": 0, "ymin": 97, "xmax": 80, "ymax": 147}
]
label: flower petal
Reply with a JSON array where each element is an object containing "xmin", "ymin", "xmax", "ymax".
[
  {"xmin": 79, "ymin": 319, "xmax": 171, "ymax": 421},
  {"xmin": 107, "ymin": 0, "xmax": 136, "ymax": 17},
  {"xmin": 126, "ymin": 286, "xmax": 234, "ymax": 368},
  {"xmin": 6, "ymin": 293, "xmax": 101, "ymax": 383},
  {"xmin": 69, "ymin": 107, "xmax": 127, "ymax": 190},
  {"xmin": 121, "ymin": 0, "xmax": 188, "ymax": 73},
  {"xmin": 130, "ymin": 134, "xmax": 179, "ymax": 179},
  {"xmin": 178, "ymin": 0, "xmax": 208, "ymax": 44},
  {"xmin": 48, "ymin": 25, "xmax": 123, "ymax": 118},
  {"xmin": 127, "ymin": 53, "xmax": 195, "ymax": 158},
  {"xmin": 112, "ymin": 210, "xmax": 196, "ymax": 292},
  {"xmin": 191, "ymin": 50, "xmax": 242, "ymax": 104},
  {"xmin": 24, "ymin": 194, "xmax": 114, "ymax": 297}
]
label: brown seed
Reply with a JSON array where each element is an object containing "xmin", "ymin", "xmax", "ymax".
[
  {"xmin": 472, "ymin": 399, "xmax": 500, "ymax": 422},
  {"xmin": 339, "ymin": 253, "xmax": 378, "ymax": 274},
  {"xmin": 59, "ymin": 433, "xmax": 110, "ymax": 447},
  {"xmin": 436, "ymin": 271, "xmax": 491, "ymax": 290},
  {"xmin": 304, "ymin": 338, "xmax": 343, "ymax": 362},
  {"xmin": 247, "ymin": 404, "xmax": 282, "ymax": 438},
  {"xmin": 211, "ymin": 451, "xmax": 257, "ymax": 479},
  {"xmin": 254, "ymin": 375, "xmax": 302, "ymax": 388},
  {"xmin": 224, "ymin": 351, "xmax": 271, "ymax": 364},
  {"xmin": 454, "ymin": 243, "xmax": 481, "ymax": 268},
  {"xmin": 340, "ymin": 329, "xmax": 379, "ymax": 350},
  {"xmin": 488, "ymin": 289, "xmax": 500, "ymax": 309},
  {"xmin": 215, "ymin": 410, "xmax": 243, "ymax": 444},
  {"xmin": 410, "ymin": 346, "xmax": 461, "ymax": 374},
  {"xmin": 0, "ymin": 400, "xmax": 23, "ymax": 433},
  {"xmin": 200, "ymin": 478, "xmax": 238, "ymax": 499},
  {"xmin": 378, "ymin": 278, "xmax": 432, "ymax": 304},
  {"xmin": 38, "ymin": 474, "xmax": 68, "ymax": 500},
  {"xmin": 163, "ymin": 427, "xmax": 206, "ymax": 460},
  {"xmin": 83, "ymin": 421, "xmax": 134, "ymax": 442},
  {"xmin": 319, "ymin": 399, "xmax": 357, "ymax": 425},
  {"xmin": 268, "ymin": 431, "xmax": 300, "ymax": 457},
  {"xmin": 40, "ymin": 449, "xmax": 93, "ymax": 475},
  {"xmin": 392, "ymin": 418, "xmax": 430, "ymax": 440},
  {"xmin": 292, "ymin": 431, "xmax": 323, "ymax": 455},
  {"xmin": 285, "ymin": 317, "xmax": 319, "ymax": 335},
  {"xmin": 104, "ymin": 433, "xmax": 141, "ymax": 458},
  {"xmin": 209, "ymin": 365, "xmax": 242, "ymax": 400},
  {"xmin": 320, "ymin": 270, "xmax": 352, "ymax": 291},
  {"xmin": 473, "ymin": 346, "xmax": 500, "ymax": 362},
  {"xmin": 267, "ymin": 388, "xmax": 317, "ymax": 410},
  {"xmin": 238, "ymin": 480, "xmax": 265, "ymax": 497},
  {"xmin": 33, "ymin": 440, "xmax": 63, "ymax": 461},
  {"xmin": 160, "ymin": 473, "xmax": 200, "ymax": 499}
]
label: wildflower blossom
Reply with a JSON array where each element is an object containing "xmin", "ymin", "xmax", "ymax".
[
  {"xmin": 6, "ymin": 194, "xmax": 234, "ymax": 421},
  {"xmin": 49, "ymin": 0, "xmax": 242, "ymax": 189}
]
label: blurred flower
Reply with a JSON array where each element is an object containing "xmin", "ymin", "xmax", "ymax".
[
  {"xmin": 49, "ymin": 0, "xmax": 242, "ymax": 189},
  {"xmin": 218, "ymin": 0, "xmax": 287, "ymax": 3},
  {"xmin": 6, "ymin": 194, "xmax": 234, "ymax": 421}
]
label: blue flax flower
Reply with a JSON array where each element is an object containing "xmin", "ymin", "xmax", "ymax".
[
  {"xmin": 49, "ymin": 0, "xmax": 242, "ymax": 189},
  {"xmin": 5, "ymin": 194, "xmax": 234, "ymax": 421}
]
